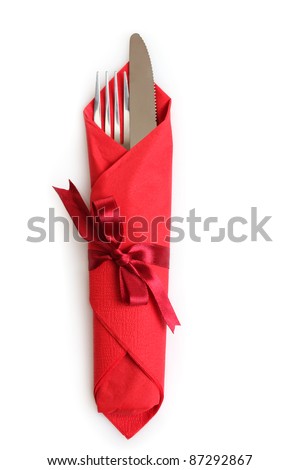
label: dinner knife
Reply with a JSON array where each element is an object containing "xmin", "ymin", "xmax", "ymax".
[{"xmin": 129, "ymin": 33, "xmax": 157, "ymax": 148}]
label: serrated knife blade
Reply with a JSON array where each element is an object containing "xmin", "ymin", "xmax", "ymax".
[{"xmin": 129, "ymin": 33, "xmax": 157, "ymax": 148}]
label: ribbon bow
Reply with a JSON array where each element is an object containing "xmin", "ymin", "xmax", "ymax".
[{"xmin": 54, "ymin": 181, "xmax": 180, "ymax": 332}]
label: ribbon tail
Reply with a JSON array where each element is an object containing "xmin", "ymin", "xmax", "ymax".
[
  {"xmin": 53, "ymin": 180, "xmax": 94, "ymax": 241},
  {"xmin": 119, "ymin": 267, "xmax": 149, "ymax": 305},
  {"xmin": 144, "ymin": 271, "xmax": 180, "ymax": 333}
]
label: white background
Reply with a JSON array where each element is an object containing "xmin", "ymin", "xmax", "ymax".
[{"xmin": 0, "ymin": 1, "xmax": 299, "ymax": 469}]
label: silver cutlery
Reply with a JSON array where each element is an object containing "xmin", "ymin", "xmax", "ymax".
[
  {"xmin": 113, "ymin": 72, "xmax": 120, "ymax": 144},
  {"xmin": 94, "ymin": 71, "xmax": 101, "ymax": 128},
  {"xmin": 93, "ymin": 34, "xmax": 156, "ymax": 150},
  {"xmin": 129, "ymin": 33, "xmax": 156, "ymax": 148},
  {"xmin": 123, "ymin": 71, "xmax": 130, "ymax": 150},
  {"xmin": 104, "ymin": 71, "xmax": 111, "ymax": 139},
  {"xmin": 94, "ymin": 70, "xmax": 130, "ymax": 149}
]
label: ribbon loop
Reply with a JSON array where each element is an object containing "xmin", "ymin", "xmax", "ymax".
[{"xmin": 54, "ymin": 181, "xmax": 180, "ymax": 332}]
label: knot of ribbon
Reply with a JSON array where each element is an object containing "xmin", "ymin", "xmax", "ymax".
[
  {"xmin": 111, "ymin": 248, "xmax": 131, "ymax": 267},
  {"xmin": 54, "ymin": 181, "xmax": 180, "ymax": 332}
]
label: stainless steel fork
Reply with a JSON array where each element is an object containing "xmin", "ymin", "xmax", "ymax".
[{"xmin": 94, "ymin": 71, "xmax": 129, "ymax": 149}]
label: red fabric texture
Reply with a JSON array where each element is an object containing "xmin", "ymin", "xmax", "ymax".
[{"xmin": 84, "ymin": 64, "xmax": 173, "ymax": 438}]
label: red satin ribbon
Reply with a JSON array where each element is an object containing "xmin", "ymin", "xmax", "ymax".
[{"xmin": 54, "ymin": 181, "xmax": 180, "ymax": 332}]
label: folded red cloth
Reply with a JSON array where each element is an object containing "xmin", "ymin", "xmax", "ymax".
[{"xmin": 55, "ymin": 64, "xmax": 179, "ymax": 438}]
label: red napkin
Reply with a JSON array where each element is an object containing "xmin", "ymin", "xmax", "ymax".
[{"xmin": 55, "ymin": 64, "xmax": 179, "ymax": 438}]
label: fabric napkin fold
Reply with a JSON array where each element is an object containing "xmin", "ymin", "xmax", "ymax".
[{"xmin": 55, "ymin": 64, "xmax": 179, "ymax": 438}]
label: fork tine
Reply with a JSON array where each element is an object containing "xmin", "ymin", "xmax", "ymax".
[
  {"xmin": 95, "ymin": 70, "xmax": 128, "ymax": 147},
  {"xmin": 104, "ymin": 71, "xmax": 111, "ymax": 137},
  {"xmin": 94, "ymin": 71, "xmax": 101, "ymax": 128},
  {"xmin": 123, "ymin": 71, "xmax": 130, "ymax": 149},
  {"xmin": 114, "ymin": 72, "xmax": 120, "ymax": 144}
]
